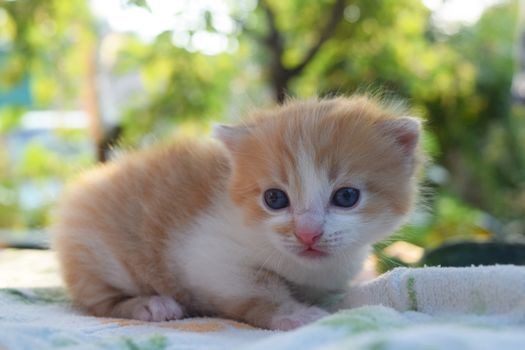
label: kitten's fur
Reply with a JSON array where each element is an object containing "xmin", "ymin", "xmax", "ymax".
[{"xmin": 53, "ymin": 96, "xmax": 422, "ymax": 330}]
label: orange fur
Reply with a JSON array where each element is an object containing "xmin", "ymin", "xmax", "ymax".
[
  {"xmin": 228, "ymin": 96, "xmax": 422, "ymax": 233},
  {"xmin": 53, "ymin": 140, "xmax": 230, "ymax": 315},
  {"xmin": 52, "ymin": 95, "xmax": 423, "ymax": 329}
]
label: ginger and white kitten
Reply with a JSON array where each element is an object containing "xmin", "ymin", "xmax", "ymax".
[{"xmin": 52, "ymin": 96, "xmax": 422, "ymax": 330}]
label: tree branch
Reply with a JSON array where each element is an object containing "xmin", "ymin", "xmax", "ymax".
[
  {"xmin": 255, "ymin": 0, "xmax": 347, "ymax": 103},
  {"xmin": 259, "ymin": 0, "xmax": 285, "ymax": 58},
  {"xmin": 289, "ymin": 0, "xmax": 346, "ymax": 76},
  {"xmin": 232, "ymin": 17, "xmax": 266, "ymax": 43}
]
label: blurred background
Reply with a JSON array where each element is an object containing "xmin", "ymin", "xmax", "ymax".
[{"xmin": 1, "ymin": 0, "xmax": 525, "ymax": 273}]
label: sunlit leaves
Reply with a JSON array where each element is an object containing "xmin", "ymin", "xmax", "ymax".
[
  {"xmin": 113, "ymin": 31, "xmax": 237, "ymax": 145},
  {"xmin": 126, "ymin": 0, "xmax": 151, "ymax": 12},
  {"xmin": 0, "ymin": 0, "xmax": 523, "ymax": 242},
  {"xmin": 0, "ymin": 106, "xmax": 24, "ymax": 132},
  {"xmin": 0, "ymin": 0, "xmax": 95, "ymax": 109},
  {"xmin": 16, "ymin": 136, "xmax": 89, "ymax": 178}
]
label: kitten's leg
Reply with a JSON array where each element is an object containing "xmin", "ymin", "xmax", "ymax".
[
  {"xmin": 56, "ymin": 231, "xmax": 184, "ymax": 322},
  {"xmin": 109, "ymin": 295, "xmax": 184, "ymax": 321},
  {"xmin": 267, "ymin": 302, "xmax": 330, "ymax": 330},
  {"xmin": 77, "ymin": 285, "xmax": 184, "ymax": 322},
  {"xmin": 231, "ymin": 297, "xmax": 329, "ymax": 330},
  {"xmin": 209, "ymin": 271, "xmax": 330, "ymax": 330},
  {"xmin": 64, "ymin": 267, "xmax": 184, "ymax": 322}
]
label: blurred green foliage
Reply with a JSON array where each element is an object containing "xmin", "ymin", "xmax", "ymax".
[
  {"xmin": 0, "ymin": 0, "xmax": 523, "ymax": 260},
  {"xmin": 117, "ymin": 33, "xmax": 239, "ymax": 144}
]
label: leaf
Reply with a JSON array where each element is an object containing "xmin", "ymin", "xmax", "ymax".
[{"xmin": 125, "ymin": 0, "xmax": 151, "ymax": 12}]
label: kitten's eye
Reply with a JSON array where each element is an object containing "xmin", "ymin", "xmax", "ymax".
[
  {"xmin": 263, "ymin": 189, "xmax": 289, "ymax": 210},
  {"xmin": 332, "ymin": 187, "xmax": 360, "ymax": 208}
]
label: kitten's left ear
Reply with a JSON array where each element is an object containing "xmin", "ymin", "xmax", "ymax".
[
  {"xmin": 213, "ymin": 124, "xmax": 249, "ymax": 152},
  {"xmin": 379, "ymin": 117, "xmax": 421, "ymax": 155}
]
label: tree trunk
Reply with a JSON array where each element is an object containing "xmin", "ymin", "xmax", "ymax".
[
  {"xmin": 83, "ymin": 44, "xmax": 106, "ymax": 162},
  {"xmin": 272, "ymin": 68, "xmax": 291, "ymax": 104},
  {"xmin": 257, "ymin": 0, "xmax": 347, "ymax": 104},
  {"xmin": 511, "ymin": 0, "xmax": 525, "ymax": 106},
  {"xmin": 508, "ymin": 0, "xmax": 525, "ymax": 179}
]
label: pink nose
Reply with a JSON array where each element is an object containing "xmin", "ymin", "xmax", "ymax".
[{"xmin": 294, "ymin": 228, "xmax": 323, "ymax": 246}]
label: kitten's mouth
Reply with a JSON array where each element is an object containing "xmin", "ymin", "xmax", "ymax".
[{"xmin": 298, "ymin": 246, "xmax": 328, "ymax": 258}]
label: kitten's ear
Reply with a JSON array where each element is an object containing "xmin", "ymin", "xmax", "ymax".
[
  {"xmin": 213, "ymin": 124, "xmax": 249, "ymax": 152},
  {"xmin": 379, "ymin": 117, "xmax": 421, "ymax": 155}
]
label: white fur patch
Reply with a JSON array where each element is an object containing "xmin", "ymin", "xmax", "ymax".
[{"xmin": 172, "ymin": 194, "xmax": 271, "ymax": 300}]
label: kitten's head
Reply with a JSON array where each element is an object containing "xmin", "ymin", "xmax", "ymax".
[{"xmin": 215, "ymin": 96, "xmax": 423, "ymax": 263}]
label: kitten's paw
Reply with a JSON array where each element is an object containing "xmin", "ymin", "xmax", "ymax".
[
  {"xmin": 131, "ymin": 296, "xmax": 184, "ymax": 322},
  {"xmin": 270, "ymin": 306, "xmax": 330, "ymax": 331}
]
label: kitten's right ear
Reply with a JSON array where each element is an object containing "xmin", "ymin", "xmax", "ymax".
[
  {"xmin": 212, "ymin": 124, "xmax": 249, "ymax": 152},
  {"xmin": 378, "ymin": 117, "xmax": 421, "ymax": 156}
]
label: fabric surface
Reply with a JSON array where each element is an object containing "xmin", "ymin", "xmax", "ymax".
[
  {"xmin": 0, "ymin": 249, "xmax": 524, "ymax": 350},
  {"xmin": 344, "ymin": 265, "xmax": 525, "ymax": 315}
]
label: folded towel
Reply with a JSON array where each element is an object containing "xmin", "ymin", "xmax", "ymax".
[{"xmin": 344, "ymin": 265, "xmax": 525, "ymax": 316}]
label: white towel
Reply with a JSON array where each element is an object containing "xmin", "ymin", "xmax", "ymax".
[{"xmin": 343, "ymin": 265, "xmax": 525, "ymax": 316}]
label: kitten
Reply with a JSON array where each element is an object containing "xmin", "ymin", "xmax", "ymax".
[{"xmin": 52, "ymin": 96, "xmax": 422, "ymax": 330}]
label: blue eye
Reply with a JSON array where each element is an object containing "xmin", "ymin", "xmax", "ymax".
[
  {"xmin": 332, "ymin": 187, "xmax": 360, "ymax": 208},
  {"xmin": 264, "ymin": 189, "xmax": 289, "ymax": 210}
]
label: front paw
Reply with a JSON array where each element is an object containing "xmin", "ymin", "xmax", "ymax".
[
  {"xmin": 270, "ymin": 306, "xmax": 330, "ymax": 331},
  {"xmin": 131, "ymin": 296, "xmax": 184, "ymax": 322}
]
